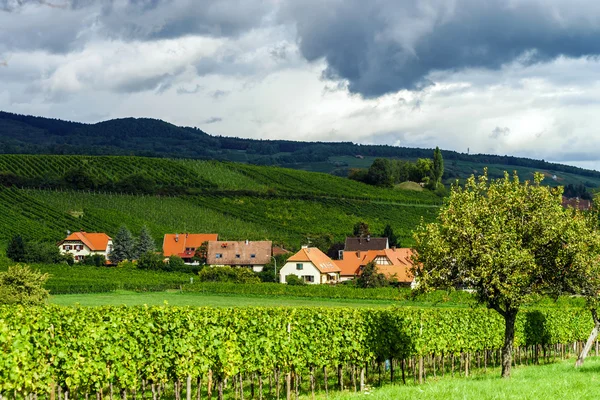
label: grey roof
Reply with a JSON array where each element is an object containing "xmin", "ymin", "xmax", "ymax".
[{"xmin": 344, "ymin": 237, "xmax": 389, "ymax": 252}]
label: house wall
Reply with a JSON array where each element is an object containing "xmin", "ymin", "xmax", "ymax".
[
  {"xmin": 280, "ymin": 261, "xmax": 321, "ymax": 284},
  {"xmin": 59, "ymin": 240, "xmax": 112, "ymax": 262}
]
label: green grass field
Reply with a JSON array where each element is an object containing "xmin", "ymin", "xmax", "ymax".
[
  {"xmin": 324, "ymin": 357, "xmax": 600, "ymax": 400},
  {"xmin": 49, "ymin": 290, "xmax": 405, "ymax": 307}
]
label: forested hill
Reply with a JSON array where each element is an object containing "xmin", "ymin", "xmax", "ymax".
[{"xmin": 1, "ymin": 110, "xmax": 599, "ymax": 184}]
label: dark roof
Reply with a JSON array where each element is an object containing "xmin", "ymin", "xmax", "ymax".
[{"xmin": 344, "ymin": 237, "xmax": 389, "ymax": 252}]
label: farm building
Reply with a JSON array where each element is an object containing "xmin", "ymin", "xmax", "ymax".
[
  {"xmin": 162, "ymin": 233, "xmax": 218, "ymax": 264},
  {"xmin": 206, "ymin": 240, "xmax": 272, "ymax": 272},
  {"xmin": 336, "ymin": 248, "xmax": 415, "ymax": 285},
  {"xmin": 58, "ymin": 231, "xmax": 113, "ymax": 262},
  {"xmin": 280, "ymin": 247, "xmax": 341, "ymax": 284}
]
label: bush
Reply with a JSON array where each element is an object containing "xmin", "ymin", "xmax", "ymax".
[
  {"xmin": 285, "ymin": 275, "xmax": 306, "ymax": 285},
  {"xmin": 198, "ymin": 266, "xmax": 260, "ymax": 284},
  {"xmin": 24, "ymin": 242, "xmax": 63, "ymax": 264},
  {"xmin": 166, "ymin": 255, "xmax": 187, "ymax": 272},
  {"xmin": 6, "ymin": 235, "xmax": 26, "ymax": 262},
  {"xmin": 81, "ymin": 254, "xmax": 107, "ymax": 267},
  {"xmin": 136, "ymin": 252, "xmax": 165, "ymax": 270},
  {"xmin": 0, "ymin": 264, "xmax": 49, "ymax": 305},
  {"xmin": 117, "ymin": 260, "xmax": 137, "ymax": 269}
]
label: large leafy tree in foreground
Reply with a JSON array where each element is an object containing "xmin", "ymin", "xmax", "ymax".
[{"xmin": 412, "ymin": 170, "xmax": 600, "ymax": 378}]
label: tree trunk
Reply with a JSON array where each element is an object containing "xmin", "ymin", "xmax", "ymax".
[
  {"xmin": 187, "ymin": 376, "xmax": 192, "ymax": 400},
  {"xmin": 501, "ymin": 309, "xmax": 518, "ymax": 378},
  {"xmin": 576, "ymin": 309, "xmax": 600, "ymax": 368}
]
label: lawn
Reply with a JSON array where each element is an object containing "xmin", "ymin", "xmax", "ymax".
[
  {"xmin": 325, "ymin": 357, "xmax": 600, "ymax": 400},
  {"xmin": 49, "ymin": 290, "xmax": 403, "ymax": 307}
]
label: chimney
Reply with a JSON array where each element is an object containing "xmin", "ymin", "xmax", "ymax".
[
  {"xmin": 245, "ymin": 239, "xmax": 249, "ymax": 245},
  {"xmin": 367, "ymin": 234, "xmax": 371, "ymax": 242},
  {"xmin": 175, "ymin": 233, "xmax": 179, "ymax": 242},
  {"xmin": 301, "ymin": 245, "xmax": 308, "ymax": 249},
  {"xmin": 186, "ymin": 233, "xmax": 189, "ymax": 238}
]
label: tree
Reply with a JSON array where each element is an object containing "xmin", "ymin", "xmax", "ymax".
[
  {"xmin": 432, "ymin": 146, "xmax": 444, "ymax": 185},
  {"xmin": 6, "ymin": 235, "xmax": 25, "ymax": 262},
  {"xmin": 412, "ymin": 170, "xmax": 598, "ymax": 378},
  {"xmin": 166, "ymin": 255, "xmax": 187, "ymax": 272},
  {"xmin": 367, "ymin": 158, "xmax": 393, "ymax": 187},
  {"xmin": 136, "ymin": 251, "xmax": 165, "ymax": 270},
  {"xmin": 353, "ymin": 222, "xmax": 370, "ymax": 237},
  {"xmin": 0, "ymin": 264, "xmax": 49, "ymax": 305},
  {"xmin": 382, "ymin": 224, "xmax": 398, "ymax": 247},
  {"xmin": 135, "ymin": 226, "xmax": 155, "ymax": 258},
  {"xmin": 111, "ymin": 225, "xmax": 135, "ymax": 263},
  {"xmin": 356, "ymin": 261, "xmax": 389, "ymax": 288},
  {"xmin": 81, "ymin": 254, "xmax": 107, "ymax": 267},
  {"xmin": 192, "ymin": 241, "xmax": 209, "ymax": 265}
]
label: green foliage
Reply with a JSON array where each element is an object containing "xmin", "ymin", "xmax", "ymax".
[
  {"xmin": 6, "ymin": 235, "xmax": 25, "ymax": 262},
  {"xmin": 382, "ymin": 224, "xmax": 398, "ymax": 247},
  {"xmin": 367, "ymin": 158, "xmax": 394, "ymax": 187},
  {"xmin": 24, "ymin": 241, "xmax": 64, "ymax": 264},
  {"xmin": 285, "ymin": 274, "xmax": 306, "ymax": 285},
  {"xmin": 353, "ymin": 221, "xmax": 370, "ymax": 237},
  {"xmin": 433, "ymin": 146, "xmax": 444, "ymax": 185},
  {"xmin": 0, "ymin": 305, "xmax": 595, "ymax": 396},
  {"xmin": 193, "ymin": 241, "xmax": 209, "ymax": 264},
  {"xmin": 356, "ymin": 261, "xmax": 389, "ymax": 288},
  {"xmin": 166, "ymin": 255, "xmax": 186, "ymax": 271},
  {"xmin": 135, "ymin": 225, "xmax": 155, "ymax": 257},
  {"xmin": 111, "ymin": 225, "xmax": 135, "ymax": 263},
  {"xmin": 197, "ymin": 266, "xmax": 260, "ymax": 284},
  {"xmin": 0, "ymin": 264, "xmax": 49, "ymax": 305},
  {"xmin": 136, "ymin": 251, "xmax": 165, "ymax": 270},
  {"xmin": 80, "ymin": 254, "xmax": 107, "ymax": 267}
]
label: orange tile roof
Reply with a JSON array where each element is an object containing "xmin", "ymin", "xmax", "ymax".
[
  {"xmin": 288, "ymin": 247, "xmax": 341, "ymax": 273},
  {"xmin": 336, "ymin": 248, "xmax": 415, "ymax": 283},
  {"xmin": 162, "ymin": 233, "xmax": 218, "ymax": 257},
  {"xmin": 63, "ymin": 232, "xmax": 111, "ymax": 251}
]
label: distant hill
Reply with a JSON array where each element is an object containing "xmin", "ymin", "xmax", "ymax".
[{"xmin": 1, "ymin": 110, "xmax": 600, "ymax": 189}]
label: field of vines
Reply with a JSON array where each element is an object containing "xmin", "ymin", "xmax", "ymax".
[
  {"xmin": 0, "ymin": 305, "xmax": 595, "ymax": 399},
  {"xmin": 16, "ymin": 189, "xmax": 438, "ymax": 248}
]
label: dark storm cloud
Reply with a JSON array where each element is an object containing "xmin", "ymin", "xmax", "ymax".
[
  {"xmin": 0, "ymin": 0, "xmax": 271, "ymax": 53},
  {"xmin": 282, "ymin": 0, "xmax": 600, "ymax": 97}
]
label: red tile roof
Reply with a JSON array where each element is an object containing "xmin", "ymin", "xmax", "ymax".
[
  {"xmin": 63, "ymin": 232, "xmax": 111, "ymax": 251},
  {"xmin": 162, "ymin": 233, "xmax": 218, "ymax": 257},
  {"xmin": 336, "ymin": 248, "xmax": 415, "ymax": 283},
  {"xmin": 288, "ymin": 247, "xmax": 341, "ymax": 273}
]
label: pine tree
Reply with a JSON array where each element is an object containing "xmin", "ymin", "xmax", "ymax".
[
  {"xmin": 382, "ymin": 224, "xmax": 398, "ymax": 247},
  {"xmin": 433, "ymin": 146, "xmax": 444, "ymax": 185},
  {"xmin": 6, "ymin": 235, "xmax": 26, "ymax": 262},
  {"xmin": 135, "ymin": 226, "xmax": 155, "ymax": 258},
  {"xmin": 110, "ymin": 226, "xmax": 135, "ymax": 263}
]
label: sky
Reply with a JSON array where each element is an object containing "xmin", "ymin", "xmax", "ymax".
[{"xmin": 2, "ymin": 0, "xmax": 600, "ymax": 169}]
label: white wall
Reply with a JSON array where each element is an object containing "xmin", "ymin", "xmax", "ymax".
[
  {"xmin": 59, "ymin": 240, "xmax": 112, "ymax": 262},
  {"xmin": 280, "ymin": 261, "xmax": 321, "ymax": 284}
]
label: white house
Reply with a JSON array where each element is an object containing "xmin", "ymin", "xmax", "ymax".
[
  {"xmin": 58, "ymin": 231, "xmax": 113, "ymax": 262},
  {"xmin": 280, "ymin": 247, "xmax": 341, "ymax": 284}
]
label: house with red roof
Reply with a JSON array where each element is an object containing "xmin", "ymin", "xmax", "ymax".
[
  {"xmin": 279, "ymin": 246, "xmax": 341, "ymax": 284},
  {"xmin": 336, "ymin": 248, "xmax": 415, "ymax": 285},
  {"xmin": 58, "ymin": 231, "xmax": 113, "ymax": 262},
  {"xmin": 162, "ymin": 233, "xmax": 219, "ymax": 264}
]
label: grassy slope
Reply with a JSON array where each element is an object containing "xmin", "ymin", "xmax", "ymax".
[
  {"xmin": 0, "ymin": 154, "xmax": 440, "ymax": 248},
  {"xmin": 327, "ymin": 357, "xmax": 600, "ymax": 400}
]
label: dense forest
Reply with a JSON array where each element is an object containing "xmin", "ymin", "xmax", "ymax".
[{"xmin": 2, "ymin": 111, "xmax": 600, "ymax": 181}]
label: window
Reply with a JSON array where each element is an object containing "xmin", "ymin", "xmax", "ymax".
[
  {"xmin": 75, "ymin": 245, "xmax": 83, "ymax": 251},
  {"xmin": 303, "ymin": 275, "xmax": 314, "ymax": 283},
  {"xmin": 296, "ymin": 263, "xmax": 303, "ymax": 270},
  {"xmin": 63, "ymin": 245, "xmax": 71, "ymax": 250},
  {"xmin": 236, "ymin": 254, "xmax": 241, "ymax": 258},
  {"xmin": 215, "ymin": 253, "xmax": 222, "ymax": 259},
  {"xmin": 250, "ymin": 254, "xmax": 256, "ymax": 258}
]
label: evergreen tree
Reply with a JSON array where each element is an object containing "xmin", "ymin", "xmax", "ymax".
[
  {"xmin": 6, "ymin": 235, "xmax": 25, "ymax": 262},
  {"xmin": 110, "ymin": 226, "xmax": 135, "ymax": 263},
  {"xmin": 135, "ymin": 226, "xmax": 155, "ymax": 258},
  {"xmin": 433, "ymin": 146, "xmax": 444, "ymax": 185},
  {"xmin": 382, "ymin": 224, "xmax": 398, "ymax": 247},
  {"xmin": 353, "ymin": 222, "xmax": 370, "ymax": 237}
]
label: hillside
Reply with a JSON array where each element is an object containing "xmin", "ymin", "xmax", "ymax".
[
  {"xmin": 0, "ymin": 154, "xmax": 440, "ymax": 249},
  {"xmin": 1, "ymin": 111, "xmax": 600, "ymax": 189}
]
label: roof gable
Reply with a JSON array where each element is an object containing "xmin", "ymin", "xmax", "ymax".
[
  {"xmin": 288, "ymin": 247, "xmax": 341, "ymax": 273},
  {"xmin": 162, "ymin": 233, "xmax": 218, "ymax": 257}
]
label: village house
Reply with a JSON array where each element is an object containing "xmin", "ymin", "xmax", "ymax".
[
  {"xmin": 162, "ymin": 233, "xmax": 218, "ymax": 264},
  {"xmin": 341, "ymin": 236, "xmax": 389, "ymax": 258},
  {"xmin": 58, "ymin": 231, "xmax": 113, "ymax": 262},
  {"xmin": 206, "ymin": 240, "xmax": 272, "ymax": 272},
  {"xmin": 336, "ymin": 248, "xmax": 415, "ymax": 286},
  {"xmin": 280, "ymin": 246, "xmax": 341, "ymax": 284}
]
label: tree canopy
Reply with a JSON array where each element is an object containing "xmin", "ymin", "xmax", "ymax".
[
  {"xmin": 111, "ymin": 225, "xmax": 136, "ymax": 263},
  {"xmin": 412, "ymin": 170, "xmax": 600, "ymax": 377},
  {"xmin": 0, "ymin": 264, "xmax": 49, "ymax": 305}
]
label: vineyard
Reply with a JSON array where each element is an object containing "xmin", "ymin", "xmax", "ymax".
[{"xmin": 0, "ymin": 305, "xmax": 595, "ymax": 399}]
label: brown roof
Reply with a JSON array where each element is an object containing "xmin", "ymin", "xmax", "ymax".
[
  {"xmin": 562, "ymin": 196, "xmax": 592, "ymax": 211},
  {"xmin": 287, "ymin": 247, "xmax": 341, "ymax": 273},
  {"xmin": 62, "ymin": 232, "xmax": 111, "ymax": 251},
  {"xmin": 336, "ymin": 248, "xmax": 414, "ymax": 283},
  {"xmin": 272, "ymin": 246, "xmax": 292, "ymax": 256},
  {"xmin": 344, "ymin": 237, "xmax": 389, "ymax": 252},
  {"xmin": 206, "ymin": 241, "xmax": 272, "ymax": 266},
  {"xmin": 162, "ymin": 233, "xmax": 218, "ymax": 257}
]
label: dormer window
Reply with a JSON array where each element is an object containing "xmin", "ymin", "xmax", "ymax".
[{"xmin": 250, "ymin": 254, "xmax": 256, "ymax": 258}]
